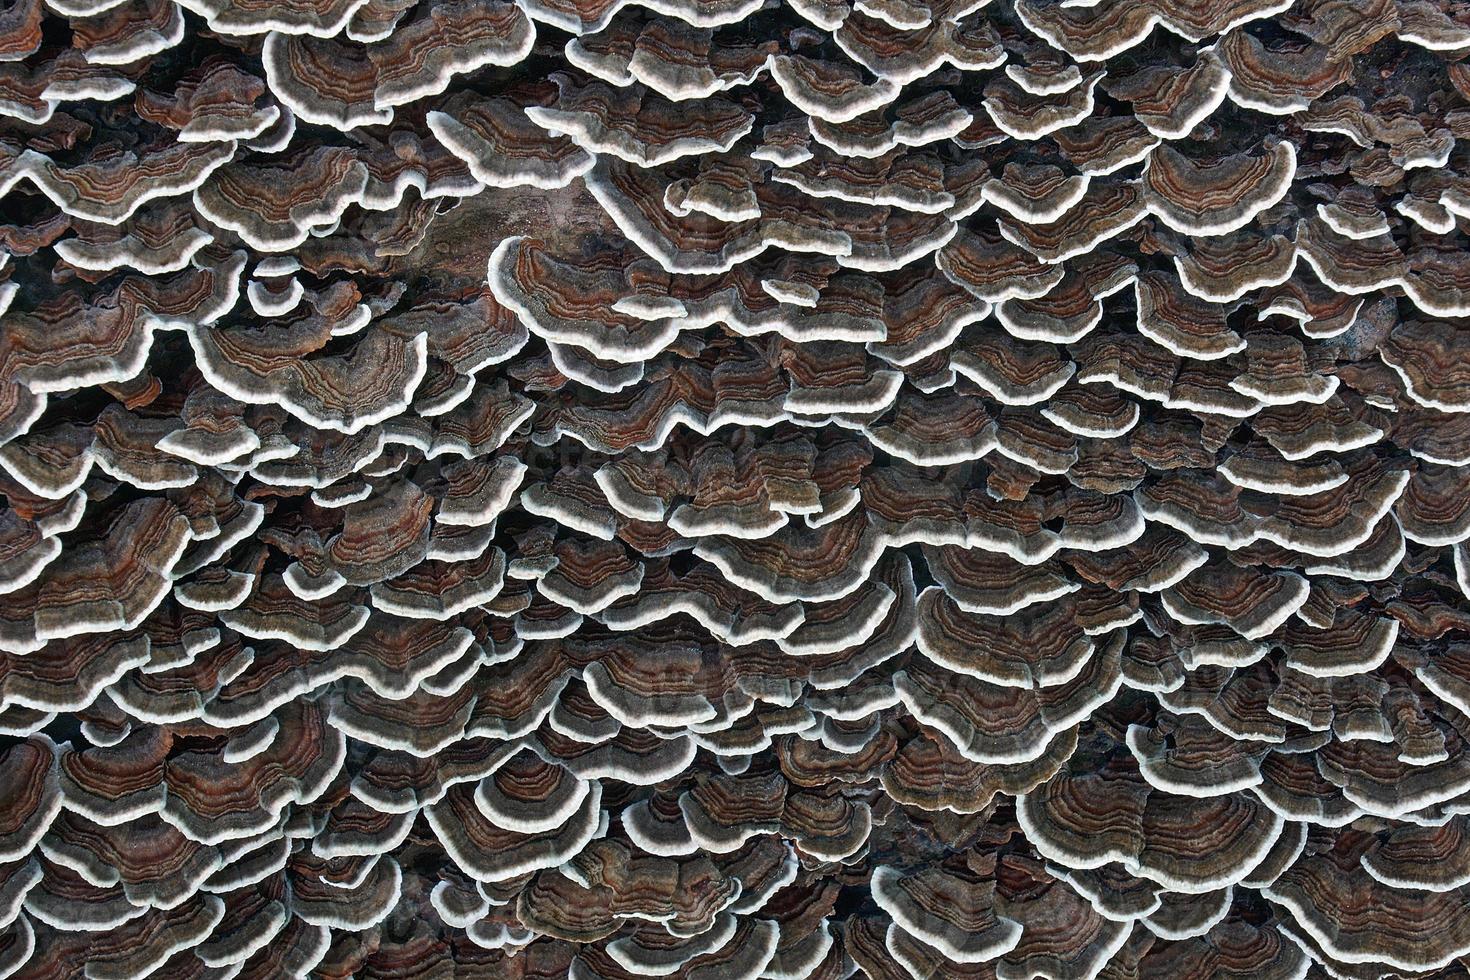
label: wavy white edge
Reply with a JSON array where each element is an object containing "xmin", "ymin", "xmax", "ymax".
[
  {"xmin": 174, "ymin": 0, "xmax": 368, "ymax": 36},
  {"xmin": 767, "ymin": 54, "xmax": 901, "ymax": 124},
  {"xmin": 246, "ymin": 276, "xmax": 304, "ymax": 316},
  {"xmin": 2, "ymin": 142, "xmax": 235, "ymax": 226},
  {"xmin": 1020, "ymin": 791, "xmax": 1286, "ymax": 894},
  {"xmin": 1143, "ymin": 140, "xmax": 1296, "ymax": 238},
  {"xmin": 474, "ymin": 766, "xmax": 593, "ymax": 835},
  {"xmin": 525, "ymin": 104, "xmax": 752, "ymax": 169},
  {"xmin": 872, "ymin": 865, "xmax": 1023, "ymax": 964},
  {"xmin": 1141, "ymin": 886, "xmax": 1234, "ymax": 941},
  {"xmin": 1173, "ymin": 243, "xmax": 1298, "ymax": 304},
  {"xmin": 1266, "ymin": 882, "xmax": 1470, "ymax": 971}
]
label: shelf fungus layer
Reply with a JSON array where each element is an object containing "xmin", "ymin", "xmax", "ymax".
[{"xmin": 0, "ymin": 0, "xmax": 1466, "ymax": 975}]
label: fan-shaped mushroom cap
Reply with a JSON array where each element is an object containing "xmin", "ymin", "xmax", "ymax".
[
  {"xmin": 1161, "ymin": 560, "xmax": 1308, "ymax": 640},
  {"xmin": 898, "ymin": 631, "xmax": 1122, "ymax": 763},
  {"xmin": 1266, "ymin": 831, "xmax": 1470, "ymax": 972},
  {"xmin": 810, "ymin": 88, "xmax": 972, "ymax": 160},
  {"xmin": 58, "ymin": 201, "xmax": 214, "ymax": 276},
  {"xmin": 1104, "ymin": 49, "xmax": 1230, "ymax": 139},
  {"xmin": 262, "ymin": 2, "xmax": 532, "ymax": 128},
  {"xmin": 1173, "ymin": 228, "xmax": 1297, "ymax": 303},
  {"xmin": 840, "ymin": 8, "xmax": 1004, "ymax": 76},
  {"xmin": 916, "ymin": 586, "xmax": 1098, "ymax": 685},
  {"xmin": 427, "ymin": 774, "xmax": 603, "ymax": 883},
  {"xmin": 984, "ymin": 70, "xmax": 1099, "ymax": 140},
  {"xmin": 579, "ymin": 916, "xmax": 776, "ymax": 978},
  {"xmin": 1021, "ymin": 750, "xmax": 1285, "ymax": 892},
  {"xmin": 768, "ymin": 53, "xmax": 900, "ymax": 124},
  {"xmin": 939, "ymin": 228, "xmax": 1066, "ymax": 302},
  {"xmin": 571, "ymin": 17, "xmax": 775, "ymax": 100},
  {"xmin": 1218, "ymin": 29, "xmax": 1353, "ymax": 113},
  {"xmin": 135, "ymin": 60, "xmax": 273, "ymax": 141},
  {"xmin": 0, "ymin": 738, "xmax": 58, "ymax": 861},
  {"xmin": 429, "ymin": 87, "xmax": 592, "ymax": 190},
  {"xmin": 1137, "ymin": 920, "xmax": 1308, "ymax": 978},
  {"xmin": 1143, "ymin": 141, "xmax": 1295, "ymax": 236},
  {"xmin": 999, "ymin": 182, "xmax": 1147, "ymax": 263},
  {"xmin": 1134, "ymin": 271, "xmax": 1242, "ymax": 360},
  {"xmin": 1382, "ymin": 320, "xmax": 1470, "ymax": 413},
  {"xmin": 1017, "ymin": 0, "xmax": 1292, "ymax": 61},
  {"xmin": 882, "ymin": 726, "xmax": 1078, "ymax": 813},
  {"xmin": 526, "ymin": 75, "xmax": 753, "ymax": 168},
  {"xmin": 872, "ymin": 864, "xmax": 1022, "ymax": 963}
]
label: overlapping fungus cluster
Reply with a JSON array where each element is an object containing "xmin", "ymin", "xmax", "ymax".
[{"xmin": 1, "ymin": 0, "xmax": 1470, "ymax": 976}]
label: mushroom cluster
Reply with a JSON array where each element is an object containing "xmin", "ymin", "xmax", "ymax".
[{"xmin": 0, "ymin": 0, "xmax": 1468, "ymax": 975}]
